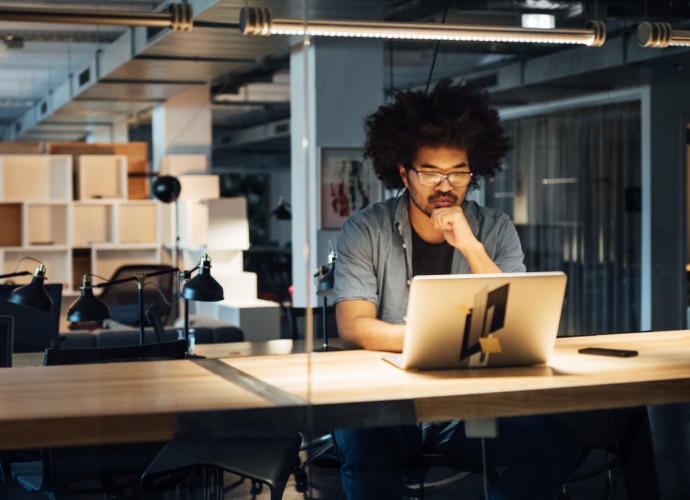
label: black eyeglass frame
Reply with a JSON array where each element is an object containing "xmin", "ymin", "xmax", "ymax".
[{"xmin": 407, "ymin": 166, "xmax": 473, "ymax": 187}]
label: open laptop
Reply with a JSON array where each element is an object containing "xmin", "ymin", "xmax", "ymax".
[{"xmin": 383, "ymin": 271, "xmax": 567, "ymax": 371}]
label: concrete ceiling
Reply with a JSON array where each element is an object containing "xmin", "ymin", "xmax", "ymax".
[{"xmin": 2, "ymin": 0, "xmax": 690, "ymax": 151}]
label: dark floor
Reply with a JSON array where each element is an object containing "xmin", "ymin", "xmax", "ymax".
[{"xmin": 0, "ymin": 447, "xmax": 636, "ymax": 500}]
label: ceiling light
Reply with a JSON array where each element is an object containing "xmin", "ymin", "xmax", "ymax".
[
  {"xmin": 240, "ymin": 7, "xmax": 605, "ymax": 47},
  {"xmin": 521, "ymin": 14, "xmax": 555, "ymax": 30},
  {"xmin": 637, "ymin": 21, "xmax": 690, "ymax": 48}
]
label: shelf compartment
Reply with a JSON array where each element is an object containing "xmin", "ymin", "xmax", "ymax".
[
  {"xmin": 25, "ymin": 202, "xmax": 69, "ymax": 247},
  {"xmin": 71, "ymin": 248, "xmax": 92, "ymax": 289},
  {"xmin": 72, "ymin": 201, "xmax": 114, "ymax": 246},
  {"xmin": 117, "ymin": 201, "xmax": 159, "ymax": 244},
  {"xmin": 0, "ymin": 203, "xmax": 22, "ymax": 246},
  {"xmin": 91, "ymin": 245, "xmax": 161, "ymax": 282},
  {"xmin": 77, "ymin": 155, "xmax": 127, "ymax": 200},
  {"xmin": 0, "ymin": 155, "xmax": 72, "ymax": 201}
]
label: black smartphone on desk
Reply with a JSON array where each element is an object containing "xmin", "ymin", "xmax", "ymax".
[{"xmin": 578, "ymin": 347, "xmax": 638, "ymax": 358}]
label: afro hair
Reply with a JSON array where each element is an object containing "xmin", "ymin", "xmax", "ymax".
[{"xmin": 363, "ymin": 78, "xmax": 511, "ymax": 190}]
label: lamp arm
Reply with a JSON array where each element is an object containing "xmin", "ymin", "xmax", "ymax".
[
  {"xmin": 0, "ymin": 256, "xmax": 46, "ymax": 280},
  {"xmin": 93, "ymin": 267, "xmax": 181, "ymax": 288},
  {"xmin": 141, "ymin": 281, "xmax": 176, "ymax": 306},
  {"xmin": 0, "ymin": 270, "xmax": 30, "ymax": 280}
]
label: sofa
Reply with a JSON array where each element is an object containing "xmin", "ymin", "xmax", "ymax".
[{"xmin": 57, "ymin": 317, "xmax": 244, "ymax": 349}]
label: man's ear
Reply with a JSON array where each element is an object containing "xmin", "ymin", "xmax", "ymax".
[{"xmin": 398, "ymin": 165, "xmax": 409, "ymax": 188}]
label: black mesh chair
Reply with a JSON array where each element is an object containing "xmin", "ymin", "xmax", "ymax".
[
  {"xmin": 8, "ymin": 340, "xmax": 187, "ymax": 498},
  {"xmin": 96, "ymin": 264, "xmax": 178, "ymax": 329},
  {"xmin": 140, "ymin": 433, "xmax": 303, "ymax": 500}
]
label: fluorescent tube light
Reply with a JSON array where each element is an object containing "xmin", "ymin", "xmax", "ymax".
[{"xmin": 240, "ymin": 7, "xmax": 605, "ymax": 47}]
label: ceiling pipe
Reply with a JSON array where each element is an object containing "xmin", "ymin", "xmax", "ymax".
[{"xmin": 0, "ymin": 3, "xmax": 193, "ymax": 31}]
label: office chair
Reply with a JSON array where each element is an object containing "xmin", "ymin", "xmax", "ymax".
[
  {"xmin": 9, "ymin": 340, "xmax": 187, "ymax": 498},
  {"xmin": 95, "ymin": 263, "xmax": 178, "ymax": 329},
  {"xmin": 293, "ymin": 433, "xmax": 496, "ymax": 499},
  {"xmin": 140, "ymin": 433, "xmax": 303, "ymax": 500},
  {"xmin": 558, "ymin": 407, "xmax": 660, "ymax": 500}
]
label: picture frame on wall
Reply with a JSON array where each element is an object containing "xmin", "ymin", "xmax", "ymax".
[{"xmin": 319, "ymin": 147, "xmax": 381, "ymax": 230}]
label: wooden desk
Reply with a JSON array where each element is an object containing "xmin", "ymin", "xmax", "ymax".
[
  {"xmin": 1, "ymin": 331, "xmax": 689, "ymax": 450},
  {"xmin": 10, "ymin": 338, "xmax": 307, "ymax": 368}
]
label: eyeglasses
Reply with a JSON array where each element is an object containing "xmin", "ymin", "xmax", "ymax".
[{"xmin": 408, "ymin": 166, "xmax": 473, "ymax": 187}]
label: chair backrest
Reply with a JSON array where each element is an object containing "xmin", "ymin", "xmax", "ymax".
[
  {"xmin": 43, "ymin": 339, "xmax": 187, "ymax": 366},
  {"xmin": 0, "ymin": 283, "xmax": 62, "ymax": 352},
  {"xmin": 0, "ymin": 316, "xmax": 12, "ymax": 367},
  {"xmin": 288, "ymin": 305, "xmax": 337, "ymax": 341},
  {"xmin": 98, "ymin": 264, "xmax": 177, "ymax": 328}
]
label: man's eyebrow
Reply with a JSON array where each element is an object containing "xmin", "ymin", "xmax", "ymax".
[{"xmin": 417, "ymin": 162, "xmax": 470, "ymax": 170}]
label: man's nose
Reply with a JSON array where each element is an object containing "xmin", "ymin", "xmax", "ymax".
[{"xmin": 435, "ymin": 177, "xmax": 453, "ymax": 191}]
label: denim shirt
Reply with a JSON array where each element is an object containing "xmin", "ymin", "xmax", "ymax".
[{"xmin": 334, "ymin": 191, "xmax": 525, "ymax": 326}]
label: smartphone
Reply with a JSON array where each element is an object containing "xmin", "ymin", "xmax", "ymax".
[{"xmin": 578, "ymin": 347, "xmax": 638, "ymax": 358}]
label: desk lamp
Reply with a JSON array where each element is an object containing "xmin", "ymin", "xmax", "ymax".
[
  {"xmin": 180, "ymin": 254, "xmax": 224, "ymax": 352},
  {"xmin": 66, "ymin": 275, "xmax": 111, "ymax": 324},
  {"xmin": 270, "ymin": 197, "xmax": 292, "ymax": 220},
  {"xmin": 314, "ymin": 243, "xmax": 341, "ymax": 352},
  {"xmin": 0, "ymin": 257, "xmax": 53, "ymax": 312},
  {"xmin": 68, "ymin": 267, "xmax": 180, "ymax": 346},
  {"xmin": 152, "ymin": 174, "xmax": 183, "ymax": 319}
]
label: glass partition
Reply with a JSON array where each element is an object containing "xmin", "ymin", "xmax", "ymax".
[{"xmin": 497, "ymin": 101, "xmax": 642, "ymax": 335}]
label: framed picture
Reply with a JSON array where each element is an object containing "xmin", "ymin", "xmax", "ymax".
[{"xmin": 319, "ymin": 147, "xmax": 381, "ymax": 230}]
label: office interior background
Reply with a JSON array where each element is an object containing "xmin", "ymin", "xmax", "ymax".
[{"xmin": 0, "ymin": 0, "xmax": 689, "ymax": 497}]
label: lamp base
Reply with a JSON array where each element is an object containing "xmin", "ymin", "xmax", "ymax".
[
  {"xmin": 185, "ymin": 353, "xmax": 206, "ymax": 359},
  {"xmin": 314, "ymin": 345, "xmax": 343, "ymax": 353}
]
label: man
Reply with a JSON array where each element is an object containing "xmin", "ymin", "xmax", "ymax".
[{"xmin": 332, "ymin": 79, "xmax": 579, "ymax": 499}]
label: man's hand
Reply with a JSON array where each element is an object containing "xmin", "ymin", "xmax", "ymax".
[
  {"xmin": 430, "ymin": 206, "xmax": 474, "ymax": 251},
  {"xmin": 430, "ymin": 206, "xmax": 501, "ymax": 274}
]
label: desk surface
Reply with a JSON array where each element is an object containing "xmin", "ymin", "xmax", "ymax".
[
  {"xmin": 2, "ymin": 331, "xmax": 690, "ymax": 450},
  {"xmin": 223, "ymin": 331, "xmax": 690, "ymax": 425}
]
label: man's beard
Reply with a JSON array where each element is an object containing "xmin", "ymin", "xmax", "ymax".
[{"xmin": 410, "ymin": 191, "xmax": 460, "ymax": 217}]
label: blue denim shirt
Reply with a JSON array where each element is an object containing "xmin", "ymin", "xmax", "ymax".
[{"xmin": 334, "ymin": 191, "xmax": 525, "ymax": 326}]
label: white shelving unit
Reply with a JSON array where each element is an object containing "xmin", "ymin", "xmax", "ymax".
[
  {"xmin": 177, "ymin": 196, "xmax": 280, "ymax": 340},
  {"xmin": 0, "ymin": 154, "xmax": 163, "ymax": 292},
  {"xmin": 0, "ymin": 155, "xmax": 74, "ymax": 289},
  {"xmin": 0, "ymin": 152, "xmax": 276, "ymax": 338},
  {"xmin": 159, "ymin": 155, "xmax": 280, "ymax": 340}
]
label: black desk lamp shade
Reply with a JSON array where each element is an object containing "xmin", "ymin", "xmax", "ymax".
[
  {"xmin": 182, "ymin": 254, "xmax": 224, "ymax": 302},
  {"xmin": 180, "ymin": 254, "xmax": 223, "ymax": 355},
  {"xmin": 5, "ymin": 263, "xmax": 53, "ymax": 312},
  {"xmin": 270, "ymin": 197, "xmax": 291, "ymax": 220},
  {"xmin": 66, "ymin": 275, "xmax": 111, "ymax": 322}
]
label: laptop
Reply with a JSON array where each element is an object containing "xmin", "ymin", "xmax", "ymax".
[{"xmin": 383, "ymin": 271, "xmax": 567, "ymax": 371}]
